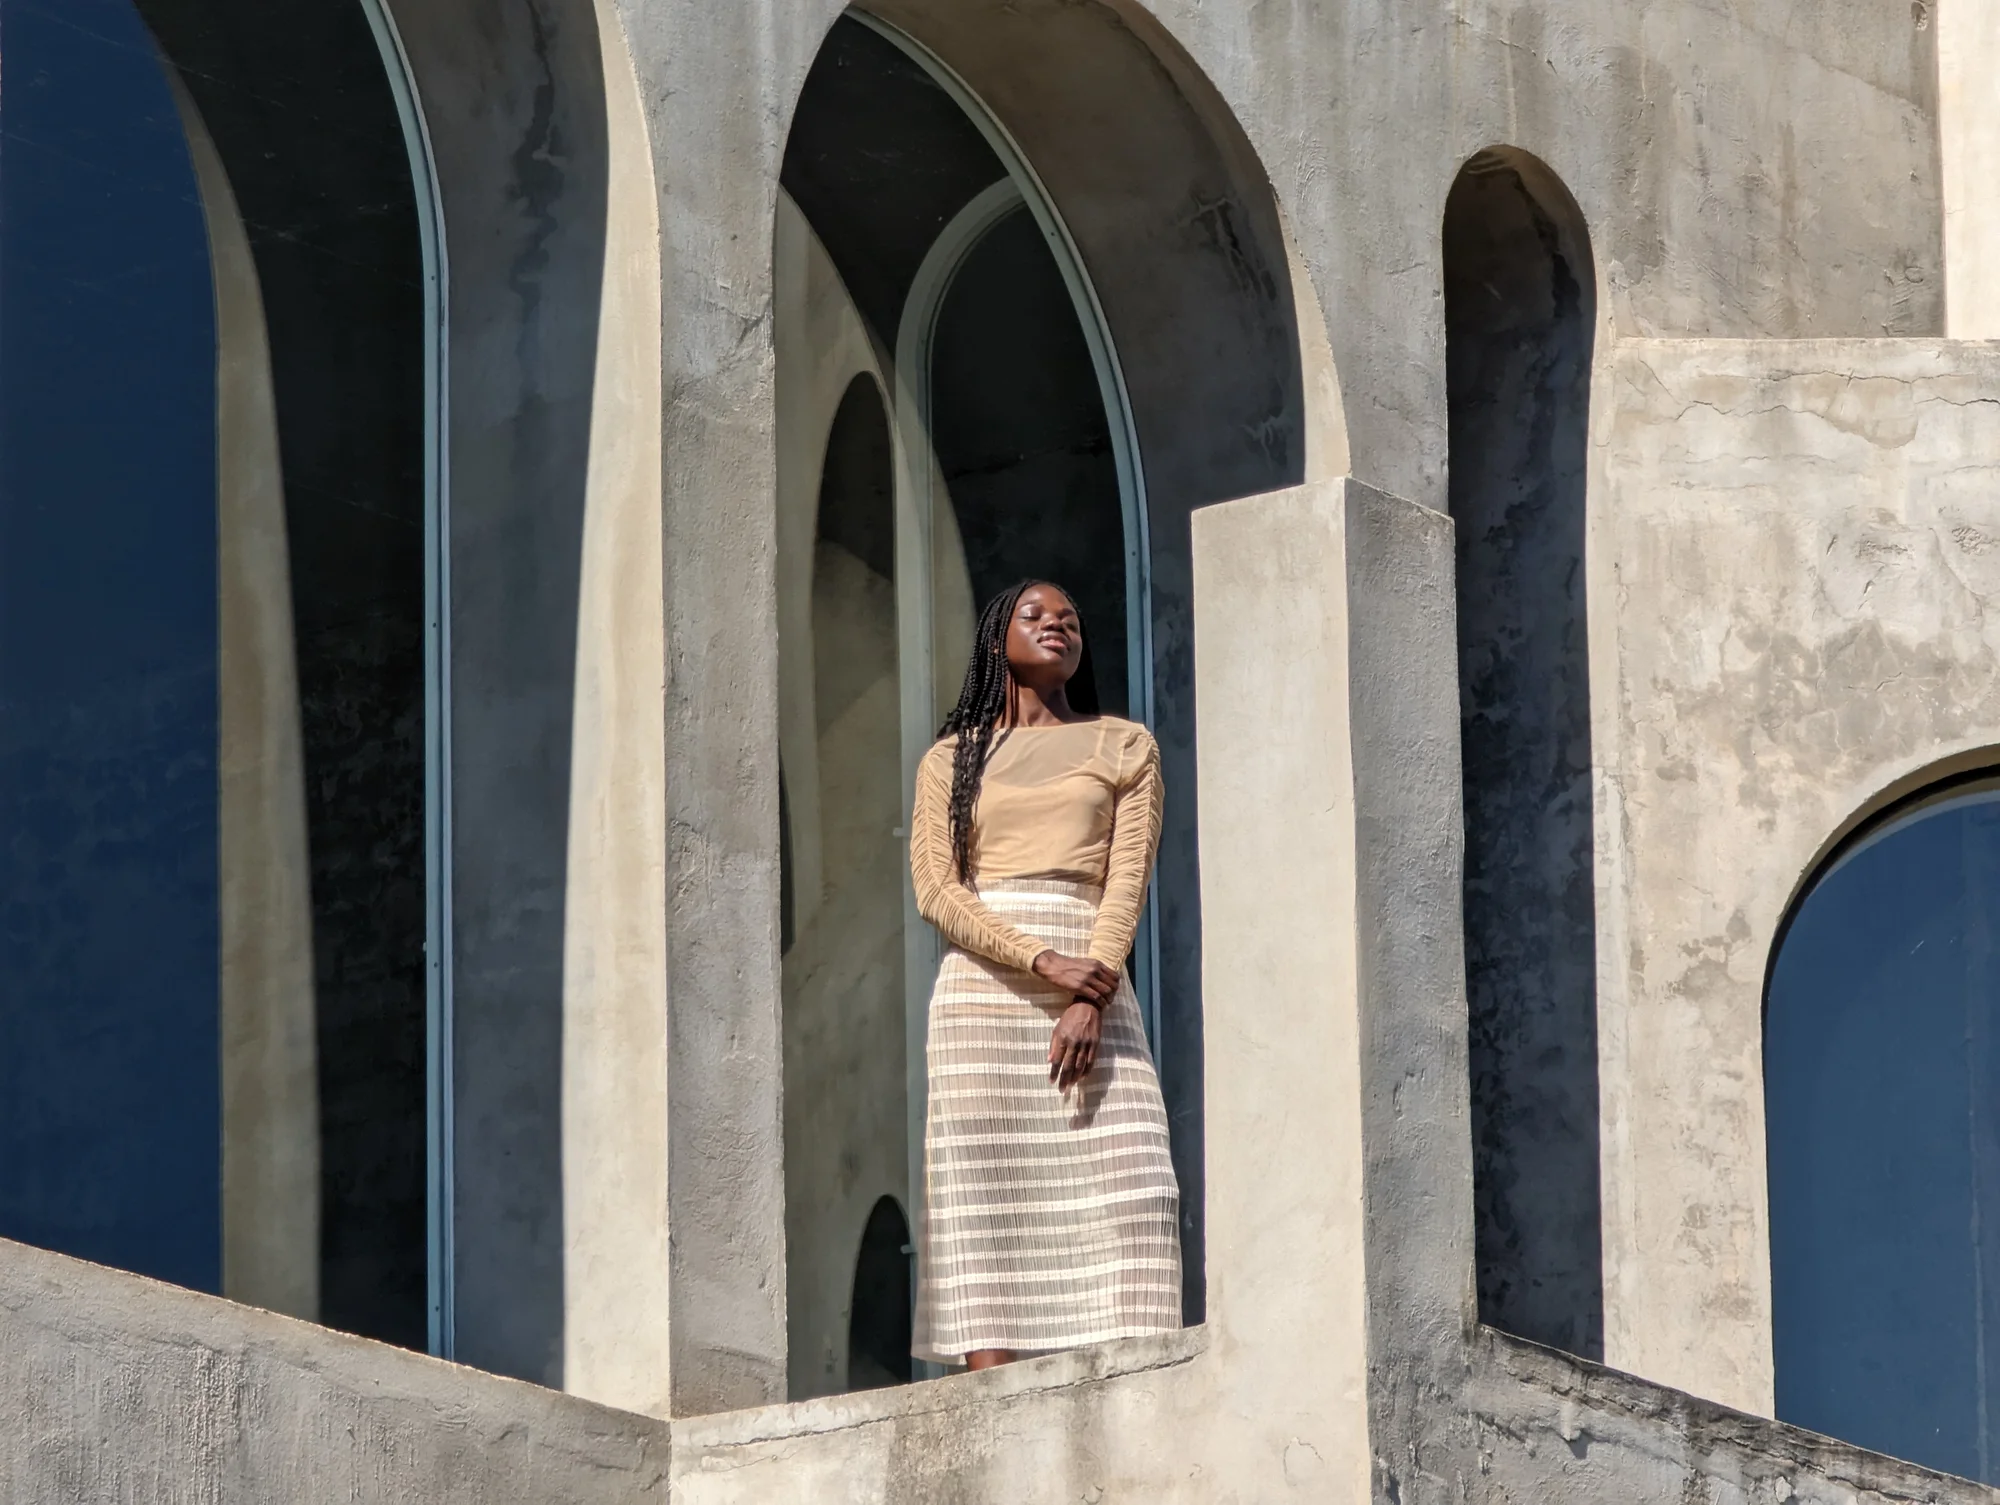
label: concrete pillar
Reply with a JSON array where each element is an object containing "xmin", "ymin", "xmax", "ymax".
[
  {"xmin": 608, "ymin": 0, "xmax": 828, "ymax": 1417},
  {"xmin": 1192, "ymin": 479, "xmax": 1374, "ymax": 1497},
  {"xmin": 388, "ymin": 0, "xmax": 678, "ymax": 1407},
  {"xmin": 1942, "ymin": 0, "xmax": 2000, "ymax": 337},
  {"xmin": 180, "ymin": 77, "xmax": 321, "ymax": 1324},
  {"xmin": 556, "ymin": 0, "xmax": 672, "ymax": 1416}
]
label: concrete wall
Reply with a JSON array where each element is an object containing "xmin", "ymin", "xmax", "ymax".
[
  {"xmin": 0, "ymin": 1238, "xmax": 667, "ymax": 1503},
  {"xmin": 593, "ymin": 0, "xmax": 1943, "ymax": 1408},
  {"xmin": 384, "ymin": 0, "xmax": 678, "ymax": 1409},
  {"xmin": 664, "ymin": 480, "xmax": 2000, "ymax": 1503},
  {"xmin": 1595, "ymin": 337, "xmax": 2000, "ymax": 1415},
  {"xmin": 147, "ymin": 0, "xmax": 436, "ymax": 1344},
  {"xmin": 11, "ymin": 459, "xmax": 2000, "ymax": 1502}
]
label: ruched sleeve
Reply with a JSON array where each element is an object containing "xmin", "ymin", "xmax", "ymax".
[
  {"xmin": 910, "ymin": 742, "xmax": 1049, "ymax": 974},
  {"xmin": 1087, "ymin": 728, "xmax": 1163, "ymax": 968}
]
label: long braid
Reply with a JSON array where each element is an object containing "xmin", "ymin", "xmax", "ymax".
[{"xmin": 939, "ymin": 582, "xmax": 1037, "ymax": 883}]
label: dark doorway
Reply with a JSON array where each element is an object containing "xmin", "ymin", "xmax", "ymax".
[{"xmin": 1444, "ymin": 148, "xmax": 1601, "ymax": 1359}]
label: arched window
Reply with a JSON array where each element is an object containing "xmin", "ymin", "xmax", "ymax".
[
  {"xmin": 1768, "ymin": 776, "xmax": 2000, "ymax": 1483},
  {"xmin": 773, "ymin": 1, "xmax": 1321, "ymax": 1390},
  {"xmin": 776, "ymin": 15, "xmax": 1165, "ymax": 1395},
  {"xmin": 0, "ymin": 0, "xmax": 440, "ymax": 1350},
  {"xmin": 1443, "ymin": 148, "xmax": 1601, "ymax": 1358}
]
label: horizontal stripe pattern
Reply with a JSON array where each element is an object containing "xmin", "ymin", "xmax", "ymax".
[{"xmin": 914, "ymin": 880, "xmax": 1182, "ymax": 1363}]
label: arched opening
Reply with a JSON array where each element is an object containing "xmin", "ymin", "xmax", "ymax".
[
  {"xmin": 847, "ymin": 1196, "xmax": 915, "ymax": 1390},
  {"xmin": 1443, "ymin": 148, "xmax": 1601, "ymax": 1359},
  {"xmin": 1768, "ymin": 771, "xmax": 2000, "ymax": 1484},
  {"xmin": 776, "ymin": 1, "xmax": 1324, "ymax": 1384},
  {"xmin": 0, "ymin": 0, "xmax": 438, "ymax": 1349}
]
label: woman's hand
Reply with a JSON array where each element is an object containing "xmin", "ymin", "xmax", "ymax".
[
  {"xmin": 1048, "ymin": 1001, "xmax": 1103, "ymax": 1090},
  {"xmin": 1031, "ymin": 949, "xmax": 1118, "ymax": 1006}
]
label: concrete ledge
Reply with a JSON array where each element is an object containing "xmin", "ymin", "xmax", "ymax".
[
  {"xmin": 675, "ymin": 1325, "xmax": 1207, "ymax": 1449},
  {"xmin": 0, "ymin": 1237, "xmax": 669, "ymax": 1503},
  {"xmin": 1467, "ymin": 1327, "xmax": 2000, "ymax": 1504}
]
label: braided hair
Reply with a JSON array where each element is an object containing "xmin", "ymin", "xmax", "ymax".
[{"xmin": 939, "ymin": 579, "xmax": 1098, "ymax": 882}]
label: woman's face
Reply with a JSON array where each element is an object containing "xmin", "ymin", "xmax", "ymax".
[{"xmin": 1004, "ymin": 584, "xmax": 1083, "ymax": 688}]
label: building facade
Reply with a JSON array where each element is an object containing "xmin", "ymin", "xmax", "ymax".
[{"xmin": 5, "ymin": 0, "xmax": 2000, "ymax": 1498}]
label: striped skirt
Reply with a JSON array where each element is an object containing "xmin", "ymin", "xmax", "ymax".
[{"xmin": 913, "ymin": 879, "xmax": 1181, "ymax": 1363}]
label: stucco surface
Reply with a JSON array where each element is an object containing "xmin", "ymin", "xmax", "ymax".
[
  {"xmin": 1595, "ymin": 337, "xmax": 2000, "ymax": 1414},
  {"xmin": 0, "ymin": 1238, "xmax": 668, "ymax": 1503}
]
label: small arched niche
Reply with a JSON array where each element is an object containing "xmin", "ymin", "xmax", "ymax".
[
  {"xmin": 1767, "ymin": 766, "xmax": 2000, "ymax": 1485},
  {"xmin": 847, "ymin": 1196, "xmax": 915, "ymax": 1391},
  {"xmin": 1443, "ymin": 146, "xmax": 1602, "ymax": 1360},
  {"xmin": 775, "ymin": 0, "xmax": 1339, "ymax": 1380}
]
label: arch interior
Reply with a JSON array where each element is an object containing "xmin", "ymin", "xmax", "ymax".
[
  {"xmin": 0, "ymin": 0, "xmax": 435, "ymax": 1350},
  {"xmin": 1443, "ymin": 147, "xmax": 1602, "ymax": 1362},
  {"xmin": 777, "ymin": 12, "xmax": 1157, "ymax": 1395}
]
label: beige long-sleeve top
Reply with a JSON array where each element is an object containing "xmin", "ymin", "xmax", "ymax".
[{"xmin": 910, "ymin": 717, "xmax": 1164, "ymax": 975}]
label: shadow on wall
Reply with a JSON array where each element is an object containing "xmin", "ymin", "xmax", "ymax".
[{"xmin": 1444, "ymin": 147, "xmax": 1603, "ymax": 1361}]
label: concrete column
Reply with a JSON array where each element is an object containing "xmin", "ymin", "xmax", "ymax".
[
  {"xmin": 389, "ymin": 0, "xmax": 676, "ymax": 1402},
  {"xmin": 557, "ymin": 0, "xmax": 672, "ymax": 1416},
  {"xmin": 1942, "ymin": 0, "xmax": 2000, "ymax": 337},
  {"xmin": 608, "ymin": 0, "xmax": 837, "ymax": 1417},
  {"xmin": 1192, "ymin": 479, "xmax": 1372, "ymax": 1497},
  {"xmin": 179, "ymin": 77, "xmax": 321, "ymax": 1324}
]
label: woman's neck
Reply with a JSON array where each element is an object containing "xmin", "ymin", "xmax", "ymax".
[{"xmin": 1005, "ymin": 679, "xmax": 1084, "ymax": 728}]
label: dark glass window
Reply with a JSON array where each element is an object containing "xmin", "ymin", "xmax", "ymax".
[
  {"xmin": 1768, "ymin": 782, "xmax": 2000, "ymax": 1483},
  {"xmin": 0, "ymin": 0, "xmax": 428, "ymax": 1347}
]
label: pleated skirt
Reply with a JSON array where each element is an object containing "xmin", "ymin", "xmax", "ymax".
[{"xmin": 912, "ymin": 879, "xmax": 1182, "ymax": 1364}]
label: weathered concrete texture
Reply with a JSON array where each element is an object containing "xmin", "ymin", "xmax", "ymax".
[
  {"xmin": 1941, "ymin": 0, "xmax": 2000, "ymax": 338},
  {"xmin": 388, "ymin": 0, "xmax": 685, "ymax": 1409},
  {"xmin": 1596, "ymin": 338, "xmax": 2000, "ymax": 1416},
  {"xmin": 1147, "ymin": 0, "xmax": 1941, "ymax": 512},
  {"xmin": 665, "ymin": 482, "xmax": 2000, "ymax": 1504},
  {"xmin": 601, "ymin": 0, "xmax": 1942, "ymax": 1409},
  {"xmin": 0, "ymin": 1238, "xmax": 668, "ymax": 1503},
  {"xmin": 1448, "ymin": 1328, "xmax": 2000, "ymax": 1505}
]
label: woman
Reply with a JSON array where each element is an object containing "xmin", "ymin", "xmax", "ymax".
[{"xmin": 910, "ymin": 579, "xmax": 1182, "ymax": 1371}]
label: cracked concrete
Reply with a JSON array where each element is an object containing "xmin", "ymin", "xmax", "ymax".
[{"xmin": 1597, "ymin": 337, "xmax": 2000, "ymax": 1416}]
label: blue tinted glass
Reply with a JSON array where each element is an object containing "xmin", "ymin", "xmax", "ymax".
[
  {"xmin": 1768, "ymin": 790, "xmax": 2000, "ymax": 1482},
  {"xmin": 0, "ymin": 0, "xmax": 221, "ymax": 1290}
]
